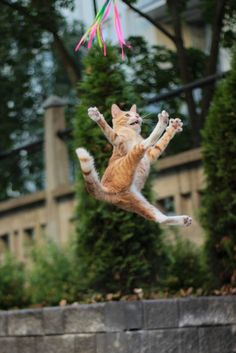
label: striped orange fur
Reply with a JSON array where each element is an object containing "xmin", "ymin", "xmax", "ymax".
[{"xmin": 76, "ymin": 105, "xmax": 192, "ymax": 227}]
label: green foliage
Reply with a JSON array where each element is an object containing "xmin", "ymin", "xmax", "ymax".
[
  {"xmin": 125, "ymin": 36, "xmax": 207, "ymax": 101},
  {"xmin": 162, "ymin": 237, "xmax": 206, "ymax": 291},
  {"xmin": 201, "ymin": 49, "xmax": 236, "ymax": 288},
  {"xmin": 27, "ymin": 241, "xmax": 80, "ymax": 306},
  {"xmin": 125, "ymin": 37, "xmax": 179, "ymax": 103},
  {"xmin": 74, "ymin": 45, "xmax": 169, "ymax": 295},
  {"xmin": 201, "ymin": 0, "xmax": 236, "ymax": 48},
  {"xmin": 0, "ymin": 254, "xmax": 28, "ymax": 309},
  {"xmin": 125, "ymin": 36, "xmax": 207, "ymax": 155},
  {"xmin": 172, "ymin": 47, "xmax": 207, "ymax": 81},
  {"xmin": 223, "ymin": 0, "xmax": 236, "ymax": 48},
  {"xmin": 0, "ymin": 1, "xmax": 82, "ymax": 201},
  {"xmin": 0, "ymin": 4, "xmax": 44, "ymax": 200}
]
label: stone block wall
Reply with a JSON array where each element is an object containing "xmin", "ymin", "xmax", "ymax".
[{"xmin": 0, "ymin": 297, "xmax": 235, "ymax": 353}]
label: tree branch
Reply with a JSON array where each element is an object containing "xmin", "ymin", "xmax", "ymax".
[
  {"xmin": 201, "ymin": 0, "xmax": 227, "ymax": 117},
  {"xmin": 121, "ymin": 0, "xmax": 176, "ymax": 44},
  {"xmin": 167, "ymin": 0, "xmax": 200, "ymax": 146},
  {"xmin": 53, "ymin": 33, "xmax": 81, "ymax": 85},
  {"xmin": 0, "ymin": 0, "xmax": 53, "ymax": 32},
  {"xmin": 0, "ymin": 0, "xmax": 81, "ymax": 84}
]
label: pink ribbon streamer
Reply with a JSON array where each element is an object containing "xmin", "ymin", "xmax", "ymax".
[{"xmin": 114, "ymin": 1, "xmax": 131, "ymax": 59}]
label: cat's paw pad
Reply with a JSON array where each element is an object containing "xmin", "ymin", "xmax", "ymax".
[
  {"xmin": 158, "ymin": 110, "xmax": 169, "ymax": 125},
  {"xmin": 183, "ymin": 216, "xmax": 192, "ymax": 227},
  {"xmin": 168, "ymin": 118, "xmax": 183, "ymax": 132},
  {"xmin": 88, "ymin": 107, "xmax": 101, "ymax": 121}
]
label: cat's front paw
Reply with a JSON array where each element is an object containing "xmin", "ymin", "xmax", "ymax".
[
  {"xmin": 158, "ymin": 110, "xmax": 169, "ymax": 126},
  {"xmin": 183, "ymin": 216, "xmax": 192, "ymax": 227},
  {"xmin": 168, "ymin": 118, "xmax": 183, "ymax": 132},
  {"xmin": 88, "ymin": 107, "xmax": 101, "ymax": 122}
]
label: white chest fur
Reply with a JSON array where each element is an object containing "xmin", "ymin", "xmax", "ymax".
[{"xmin": 133, "ymin": 155, "xmax": 150, "ymax": 190}]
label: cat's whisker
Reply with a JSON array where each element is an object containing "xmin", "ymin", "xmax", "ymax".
[
  {"xmin": 141, "ymin": 113, "xmax": 153, "ymax": 119},
  {"xmin": 142, "ymin": 119, "xmax": 154, "ymax": 125},
  {"xmin": 142, "ymin": 117, "xmax": 152, "ymax": 121}
]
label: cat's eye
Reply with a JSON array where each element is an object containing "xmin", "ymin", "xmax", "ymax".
[{"xmin": 125, "ymin": 113, "xmax": 130, "ymax": 117}]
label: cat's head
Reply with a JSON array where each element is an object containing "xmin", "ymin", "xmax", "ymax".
[{"xmin": 111, "ymin": 104, "xmax": 142, "ymax": 133}]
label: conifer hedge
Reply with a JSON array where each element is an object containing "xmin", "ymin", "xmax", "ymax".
[
  {"xmin": 73, "ymin": 46, "xmax": 169, "ymax": 294},
  {"xmin": 201, "ymin": 50, "xmax": 236, "ymax": 288}
]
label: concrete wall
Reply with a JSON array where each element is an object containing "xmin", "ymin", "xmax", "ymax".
[
  {"xmin": 0, "ymin": 297, "xmax": 235, "ymax": 353},
  {"xmin": 0, "ymin": 187, "xmax": 75, "ymax": 262},
  {"xmin": 0, "ymin": 97, "xmax": 76, "ymax": 261}
]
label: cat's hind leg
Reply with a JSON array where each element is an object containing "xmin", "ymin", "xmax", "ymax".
[
  {"xmin": 101, "ymin": 144, "xmax": 146, "ymax": 192},
  {"xmin": 116, "ymin": 189, "xmax": 192, "ymax": 226}
]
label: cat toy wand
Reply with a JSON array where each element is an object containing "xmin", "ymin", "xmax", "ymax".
[{"xmin": 75, "ymin": 0, "xmax": 130, "ymax": 59}]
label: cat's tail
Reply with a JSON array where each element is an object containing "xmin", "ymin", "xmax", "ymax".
[{"xmin": 76, "ymin": 147, "xmax": 105, "ymax": 199}]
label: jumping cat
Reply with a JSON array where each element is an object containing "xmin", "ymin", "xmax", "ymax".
[{"xmin": 76, "ymin": 104, "xmax": 192, "ymax": 227}]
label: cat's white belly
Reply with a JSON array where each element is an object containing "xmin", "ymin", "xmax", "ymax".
[
  {"xmin": 133, "ymin": 155, "xmax": 150, "ymax": 190},
  {"xmin": 126, "ymin": 137, "xmax": 143, "ymax": 150}
]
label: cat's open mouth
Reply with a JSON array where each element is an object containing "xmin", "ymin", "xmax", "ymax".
[{"xmin": 130, "ymin": 120, "xmax": 140, "ymax": 126}]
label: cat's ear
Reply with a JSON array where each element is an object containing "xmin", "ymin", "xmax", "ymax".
[
  {"xmin": 111, "ymin": 104, "xmax": 121, "ymax": 118},
  {"xmin": 130, "ymin": 104, "xmax": 137, "ymax": 113}
]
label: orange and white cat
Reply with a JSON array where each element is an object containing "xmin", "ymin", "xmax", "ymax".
[{"xmin": 76, "ymin": 104, "xmax": 192, "ymax": 226}]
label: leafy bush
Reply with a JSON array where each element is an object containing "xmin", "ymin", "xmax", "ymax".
[
  {"xmin": 0, "ymin": 254, "xmax": 28, "ymax": 309},
  {"xmin": 0, "ymin": 236, "xmax": 211, "ymax": 308},
  {"xmin": 27, "ymin": 241, "xmax": 81, "ymax": 306},
  {"xmin": 161, "ymin": 236, "xmax": 206, "ymax": 292}
]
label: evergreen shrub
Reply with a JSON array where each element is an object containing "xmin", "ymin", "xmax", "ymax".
[
  {"xmin": 74, "ymin": 46, "xmax": 169, "ymax": 294},
  {"xmin": 201, "ymin": 50, "xmax": 236, "ymax": 288}
]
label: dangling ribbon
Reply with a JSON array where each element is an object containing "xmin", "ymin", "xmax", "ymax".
[
  {"xmin": 75, "ymin": 0, "xmax": 130, "ymax": 58},
  {"xmin": 113, "ymin": 0, "xmax": 130, "ymax": 60}
]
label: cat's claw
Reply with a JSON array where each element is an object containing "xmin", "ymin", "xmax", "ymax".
[
  {"xmin": 88, "ymin": 107, "xmax": 102, "ymax": 122},
  {"xmin": 158, "ymin": 110, "xmax": 169, "ymax": 126},
  {"xmin": 168, "ymin": 118, "xmax": 183, "ymax": 132}
]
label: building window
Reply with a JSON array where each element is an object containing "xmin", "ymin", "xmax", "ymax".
[
  {"xmin": 24, "ymin": 227, "xmax": 35, "ymax": 246},
  {"xmin": 181, "ymin": 192, "xmax": 192, "ymax": 214},
  {"xmin": 0, "ymin": 234, "xmax": 10, "ymax": 254},
  {"xmin": 157, "ymin": 196, "xmax": 175, "ymax": 216},
  {"xmin": 198, "ymin": 190, "xmax": 204, "ymax": 203},
  {"xmin": 40, "ymin": 224, "xmax": 47, "ymax": 238},
  {"xmin": 181, "ymin": 192, "xmax": 191, "ymax": 199},
  {"xmin": 13, "ymin": 231, "xmax": 20, "ymax": 256},
  {"xmin": 41, "ymin": 224, "xmax": 46, "ymax": 232}
]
